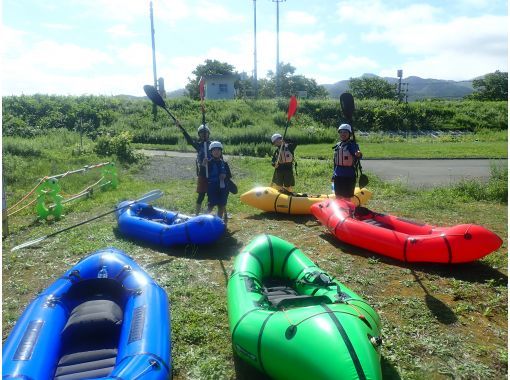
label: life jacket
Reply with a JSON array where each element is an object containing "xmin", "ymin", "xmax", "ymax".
[
  {"xmin": 334, "ymin": 142, "xmax": 354, "ymax": 167},
  {"xmin": 274, "ymin": 144, "xmax": 294, "ymax": 165},
  {"xmin": 208, "ymin": 159, "xmax": 227, "ymax": 184}
]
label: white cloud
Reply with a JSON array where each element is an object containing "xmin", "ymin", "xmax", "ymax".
[
  {"xmin": 107, "ymin": 24, "xmax": 138, "ymax": 38},
  {"xmin": 194, "ymin": 0, "xmax": 245, "ymax": 23},
  {"xmin": 42, "ymin": 23, "xmax": 74, "ymax": 31},
  {"xmin": 284, "ymin": 11, "xmax": 317, "ymax": 26},
  {"xmin": 331, "ymin": 34, "xmax": 347, "ymax": 46}
]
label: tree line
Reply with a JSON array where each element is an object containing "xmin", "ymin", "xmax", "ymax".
[{"xmin": 184, "ymin": 59, "xmax": 508, "ymax": 102}]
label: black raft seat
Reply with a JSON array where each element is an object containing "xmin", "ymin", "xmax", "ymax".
[
  {"xmin": 263, "ymin": 285, "xmax": 330, "ymax": 309},
  {"xmin": 54, "ymin": 299, "xmax": 123, "ymax": 380}
]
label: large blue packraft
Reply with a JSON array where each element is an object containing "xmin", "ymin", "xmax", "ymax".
[
  {"xmin": 2, "ymin": 247, "xmax": 171, "ymax": 379},
  {"xmin": 116, "ymin": 201, "xmax": 225, "ymax": 246}
]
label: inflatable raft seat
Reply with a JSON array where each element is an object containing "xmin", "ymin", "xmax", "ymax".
[{"xmin": 55, "ymin": 279, "xmax": 124, "ymax": 380}]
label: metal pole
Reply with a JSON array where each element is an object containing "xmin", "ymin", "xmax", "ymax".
[
  {"xmin": 253, "ymin": 0, "xmax": 258, "ymax": 98},
  {"xmin": 273, "ymin": 0, "xmax": 285, "ymax": 98},
  {"xmin": 150, "ymin": 1, "xmax": 158, "ymax": 119}
]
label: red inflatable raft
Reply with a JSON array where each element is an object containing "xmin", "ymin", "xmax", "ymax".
[{"xmin": 311, "ymin": 199, "xmax": 503, "ymax": 264}]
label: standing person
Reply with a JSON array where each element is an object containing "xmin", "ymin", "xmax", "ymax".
[
  {"xmin": 332, "ymin": 124, "xmax": 362, "ymax": 199},
  {"xmin": 202, "ymin": 141, "xmax": 232, "ymax": 224},
  {"xmin": 194, "ymin": 124, "xmax": 211, "ymax": 215},
  {"xmin": 270, "ymin": 133, "xmax": 297, "ymax": 193}
]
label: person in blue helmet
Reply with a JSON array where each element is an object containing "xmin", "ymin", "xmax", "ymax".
[
  {"xmin": 201, "ymin": 141, "xmax": 232, "ymax": 224},
  {"xmin": 332, "ymin": 123, "xmax": 362, "ymax": 199}
]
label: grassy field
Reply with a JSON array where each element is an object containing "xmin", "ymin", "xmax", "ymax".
[{"xmin": 2, "ymin": 141, "xmax": 507, "ymax": 379}]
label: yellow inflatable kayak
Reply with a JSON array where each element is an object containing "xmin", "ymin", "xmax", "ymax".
[{"xmin": 240, "ymin": 186, "xmax": 372, "ymax": 215}]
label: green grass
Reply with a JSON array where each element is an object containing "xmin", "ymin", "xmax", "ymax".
[{"xmin": 2, "ymin": 138, "xmax": 508, "ymax": 379}]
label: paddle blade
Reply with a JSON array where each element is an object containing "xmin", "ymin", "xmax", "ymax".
[
  {"xmin": 199, "ymin": 77, "xmax": 205, "ymax": 100},
  {"xmin": 287, "ymin": 95, "xmax": 298, "ymax": 121},
  {"xmin": 359, "ymin": 174, "xmax": 369, "ymax": 188},
  {"xmin": 135, "ymin": 189, "xmax": 164, "ymax": 204},
  {"xmin": 11, "ymin": 235, "xmax": 47, "ymax": 252},
  {"xmin": 340, "ymin": 92, "xmax": 355, "ymax": 121},
  {"xmin": 143, "ymin": 85, "xmax": 166, "ymax": 108}
]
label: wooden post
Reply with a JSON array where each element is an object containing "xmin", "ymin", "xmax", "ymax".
[{"xmin": 2, "ymin": 176, "xmax": 8, "ymax": 237}]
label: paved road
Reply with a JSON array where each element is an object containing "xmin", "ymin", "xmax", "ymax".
[
  {"xmin": 362, "ymin": 159, "xmax": 507, "ymax": 189},
  {"xmin": 139, "ymin": 150, "xmax": 506, "ymax": 189}
]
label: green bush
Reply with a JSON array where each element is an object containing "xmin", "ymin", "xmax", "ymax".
[{"xmin": 94, "ymin": 132, "xmax": 142, "ymax": 164}]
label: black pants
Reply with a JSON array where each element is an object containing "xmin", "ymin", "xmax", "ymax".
[{"xmin": 334, "ymin": 176, "xmax": 356, "ymax": 198}]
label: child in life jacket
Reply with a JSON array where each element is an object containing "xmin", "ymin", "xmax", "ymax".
[
  {"xmin": 270, "ymin": 133, "xmax": 297, "ymax": 192},
  {"xmin": 194, "ymin": 124, "xmax": 211, "ymax": 215},
  {"xmin": 201, "ymin": 141, "xmax": 232, "ymax": 223},
  {"xmin": 332, "ymin": 124, "xmax": 362, "ymax": 199}
]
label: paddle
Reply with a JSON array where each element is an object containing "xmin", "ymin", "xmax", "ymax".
[
  {"xmin": 339, "ymin": 93, "xmax": 368, "ymax": 188},
  {"xmin": 11, "ymin": 190, "xmax": 163, "ymax": 251},
  {"xmin": 198, "ymin": 77, "xmax": 209, "ymax": 178},
  {"xmin": 273, "ymin": 96, "xmax": 298, "ymax": 175},
  {"xmin": 143, "ymin": 84, "xmax": 195, "ymax": 144}
]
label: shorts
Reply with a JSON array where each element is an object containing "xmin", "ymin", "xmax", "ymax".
[
  {"xmin": 207, "ymin": 184, "xmax": 229, "ymax": 207},
  {"xmin": 272, "ymin": 167, "xmax": 295, "ymax": 187},
  {"xmin": 196, "ymin": 176, "xmax": 208, "ymax": 193},
  {"xmin": 333, "ymin": 176, "xmax": 356, "ymax": 198}
]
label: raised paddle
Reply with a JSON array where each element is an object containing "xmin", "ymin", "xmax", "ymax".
[
  {"xmin": 11, "ymin": 190, "xmax": 164, "ymax": 251},
  {"xmin": 339, "ymin": 92, "xmax": 369, "ymax": 188}
]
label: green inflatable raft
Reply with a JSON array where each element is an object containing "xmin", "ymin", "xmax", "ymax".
[{"xmin": 228, "ymin": 235, "xmax": 382, "ymax": 380}]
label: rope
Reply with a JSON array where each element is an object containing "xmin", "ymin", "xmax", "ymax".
[
  {"xmin": 7, "ymin": 198, "xmax": 37, "ymax": 217},
  {"xmin": 60, "ymin": 176, "xmax": 105, "ymax": 199},
  {"xmin": 6, "ymin": 176, "xmax": 48, "ymax": 213}
]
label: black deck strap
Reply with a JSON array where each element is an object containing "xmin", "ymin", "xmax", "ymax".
[
  {"xmin": 257, "ymin": 313, "xmax": 275, "ymax": 375},
  {"xmin": 321, "ymin": 304, "xmax": 366, "ymax": 380},
  {"xmin": 281, "ymin": 247, "xmax": 298, "ymax": 276},
  {"xmin": 291, "ymin": 265, "xmax": 317, "ymax": 282},
  {"xmin": 265, "ymin": 234, "xmax": 274, "ymax": 276},
  {"xmin": 231, "ymin": 308, "xmax": 259, "ymax": 339},
  {"xmin": 247, "ymin": 251, "xmax": 264, "ymax": 274},
  {"xmin": 333, "ymin": 217, "xmax": 348, "ymax": 235},
  {"xmin": 403, "ymin": 238, "xmax": 409, "ymax": 262},
  {"xmin": 442, "ymin": 235, "xmax": 453, "ymax": 264},
  {"xmin": 273, "ymin": 193, "xmax": 282, "ymax": 213},
  {"xmin": 287, "ymin": 195, "xmax": 293, "ymax": 215},
  {"xmin": 184, "ymin": 223, "xmax": 191, "ymax": 244}
]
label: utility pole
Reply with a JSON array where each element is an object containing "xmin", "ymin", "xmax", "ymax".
[
  {"xmin": 272, "ymin": 0, "xmax": 285, "ymax": 98},
  {"xmin": 150, "ymin": 1, "xmax": 158, "ymax": 119},
  {"xmin": 397, "ymin": 69, "xmax": 403, "ymax": 102},
  {"xmin": 253, "ymin": 0, "xmax": 258, "ymax": 98}
]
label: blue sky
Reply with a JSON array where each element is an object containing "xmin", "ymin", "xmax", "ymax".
[{"xmin": 2, "ymin": 0, "xmax": 508, "ymax": 96}]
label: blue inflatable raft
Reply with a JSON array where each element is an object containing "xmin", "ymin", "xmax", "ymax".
[
  {"xmin": 116, "ymin": 201, "xmax": 225, "ymax": 246},
  {"xmin": 2, "ymin": 247, "xmax": 171, "ymax": 380}
]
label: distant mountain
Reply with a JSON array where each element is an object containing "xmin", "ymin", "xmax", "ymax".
[
  {"xmin": 166, "ymin": 88, "xmax": 187, "ymax": 99},
  {"xmin": 322, "ymin": 74, "xmax": 474, "ymax": 101}
]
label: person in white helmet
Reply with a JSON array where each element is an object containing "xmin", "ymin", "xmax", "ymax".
[
  {"xmin": 332, "ymin": 123, "xmax": 362, "ymax": 199},
  {"xmin": 270, "ymin": 133, "xmax": 297, "ymax": 192},
  {"xmin": 201, "ymin": 141, "xmax": 233, "ymax": 223}
]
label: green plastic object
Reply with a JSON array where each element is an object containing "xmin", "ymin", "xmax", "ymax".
[
  {"xmin": 36, "ymin": 178, "xmax": 63, "ymax": 220},
  {"xmin": 228, "ymin": 234, "xmax": 382, "ymax": 380},
  {"xmin": 102, "ymin": 162, "xmax": 118, "ymax": 189}
]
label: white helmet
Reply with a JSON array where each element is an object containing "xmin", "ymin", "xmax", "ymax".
[
  {"xmin": 338, "ymin": 123, "xmax": 352, "ymax": 133},
  {"xmin": 198, "ymin": 124, "xmax": 210, "ymax": 134},
  {"xmin": 271, "ymin": 133, "xmax": 283, "ymax": 143},
  {"xmin": 209, "ymin": 141, "xmax": 223, "ymax": 150}
]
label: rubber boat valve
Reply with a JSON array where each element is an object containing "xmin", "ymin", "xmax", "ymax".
[{"xmin": 370, "ymin": 335, "xmax": 383, "ymax": 347}]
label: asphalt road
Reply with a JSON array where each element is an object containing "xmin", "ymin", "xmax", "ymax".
[
  {"xmin": 139, "ymin": 150, "xmax": 506, "ymax": 189},
  {"xmin": 362, "ymin": 159, "xmax": 507, "ymax": 188}
]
